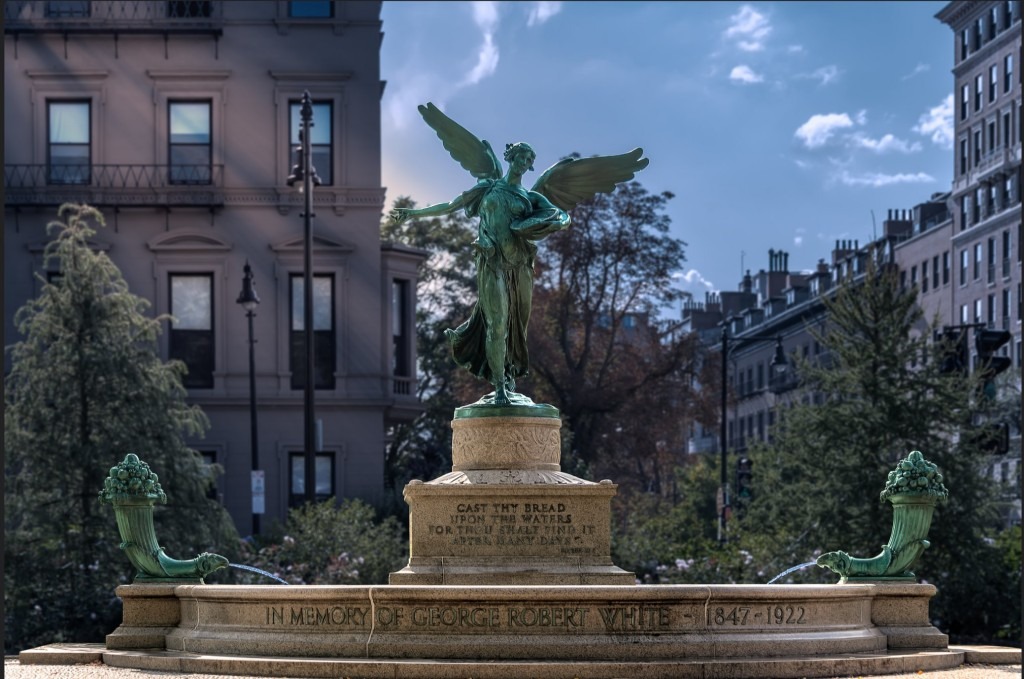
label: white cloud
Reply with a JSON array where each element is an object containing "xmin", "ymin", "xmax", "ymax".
[
  {"xmin": 794, "ymin": 159, "xmax": 813, "ymax": 170},
  {"xmin": 854, "ymin": 109, "xmax": 868, "ymax": 125},
  {"xmin": 527, "ymin": 1, "xmax": 562, "ymax": 27},
  {"xmin": 838, "ymin": 170, "xmax": 935, "ymax": 188},
  {"xmin": 794, "ymin": 227, "xmax": 806, "ymax": 247},
  {"xmin": 729, "ymin": 64, "xmax": 764, "ymax": 84},
  {"xmin": 724, "ymin": 5, "xmax": 772, "ymax": 52},
  {"xmin": 794, "ymin": 113, "xmax": 854, "ymax": 149},
  {"xmin": 847, "ymin": 132, "xmax": 922, "ymax": 154},
  {"xmin": 902, "ymin": 63, "xmax": 930, "ymax": 80},
  {"xmin": 462, "ymin": 2, "xmax": 500, "ymax": 87},
  {"xmin": 912, "ymin": 94, "xmax": 954, "ymax": 150},
  {"xmin": 675, "ymin": 269, "xmax": 716, "ymax": 293},
  {"xmin": 798, "ymin": 65, "xmax": 840, "ymax": 86},
  {"xmin": 787, "ymin": 44, "xmax": 804, "ymax": 54}
]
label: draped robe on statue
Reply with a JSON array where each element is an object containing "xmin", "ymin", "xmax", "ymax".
[{"xmin": 444, "ymin": 179, "xmax": 569, "ymax": 385}]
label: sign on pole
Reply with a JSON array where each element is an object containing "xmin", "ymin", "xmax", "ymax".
[{"xmin": 251, "ymin": 470, "xmax": 265, "ymax": 514}]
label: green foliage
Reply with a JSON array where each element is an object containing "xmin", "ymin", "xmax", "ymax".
[
  {"xmin": 229, "ymin": 499, "xmax": 407, "ymax": 585},
  {"xmin": 4, "ymin": 204, "xmax": 239, "ymax": 653},
  {"xmin": 380, "ymin": 196, "xmax": 479, "ymax": 499},
  {"xmin": 737, "ymin": 261, "xmax": 1013, "ymax": 641},
  {"xmin": 612, "ymin": 458, "xmax": 763, "ymax": 585}
]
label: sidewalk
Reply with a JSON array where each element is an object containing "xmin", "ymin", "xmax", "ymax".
[{"xmin": 6, "ymin": 655, "xmax": 1022, "ymax": 679}]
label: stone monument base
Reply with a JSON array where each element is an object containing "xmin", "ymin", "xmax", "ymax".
[
  {"xmin": 70, "ymin": 580, "xmax": 987, "ymax": 679},
  {"xmin": 390, "ymin": 411, "xmax": 634, "ymax": 585}
]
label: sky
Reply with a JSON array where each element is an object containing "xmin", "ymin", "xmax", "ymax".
[{"xmin": 379, "ymin": 1, "xmax": 956, "ymax": 314}]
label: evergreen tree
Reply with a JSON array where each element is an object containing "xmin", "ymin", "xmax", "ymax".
[
  {"xmin": 738, "ymin": 259, "xmax": 1010, "ymax": 641},
  {"xmin": 4, "ymin": 204, "xmax": 239, "ymax": 652}
]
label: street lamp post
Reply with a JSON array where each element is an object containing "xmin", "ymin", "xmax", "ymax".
[
  {"xmin": 718, "ymin": 326, "xmax": 789, "ymax": 544},
  {"xmin": 236, "ymin": 261, "xmax": 261, "ymax": 535},
  {"xmin": 286, "ymin": 91, "xmax": 321, "ymax": 505}
]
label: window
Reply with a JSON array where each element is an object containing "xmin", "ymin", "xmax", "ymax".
[
  {"xmin": 990, "ymin": 64, "xmax": 999, "ymax": 102},
  {"xmin": 289, "ymin": 1, "xmax": 333, "ymax": 17},
  {"xmin": 932, "ymin": 255, "xmax": 940, "ymax": 289},
  {"xmin": 1004, "ymin": 111, "xmax": 1013, "ymax": 149},
  {"xmin": 169, "ymin": 101, "xmax": 211, "ymax": 184},
  {"xmin": 1003, "ymin": 230, "xmax": 1012, "ymax": 277},
  {"xmin": 911, "ymin": 265, "xmax": 918, "ymax": 288},
  {"xmin": 943, "ymin": 251, "xmax": 950, "ymax": 285},
  {"xmin": 392, "ymin": 279, "xmax": 410, "ymax": 377},
  {"xmin": 290, "ymin": 100, "xmax": 333, "ymax": 185},
  {"xmin": 1003, "ymin": 288, "xmax": 1012, "ymax": 327},
  {"xmin": 961, "ymin": 84, "xmax": 970, "ymax": 120},
  {"xmin": 289, "ymin": 452, "xmax": 334, "ymax": 506},
  {"xmin": 961, "ymin": 195, "xmax": 970, "ymax": 230},
  {"xmin": 975, "ymin": 186, "xmax": 985, "ymax": 222},
  {"xmin": 960, "ymin": 248, "xmax": 969, "ymax": 285},
  {"xmin": 974, "ymin": 243, "xmax": 983, "ymax": 279},
  {"xmin": 988, "ymin": 120, "xmax": 996, "ymax": 153},
  {"xmin": 988, "ymin": 294, "xmax": 996, "ymax": 326},
  {"xmin": 961, "ymin": 304, "xmax": 969, "ymax": 324},
  {"xmin": 756, "ymin": 363, "xmax": 764, "ymax": 390},
  {"xmin": 959, "ymin": 138, "xmax": 968, "ymax": 175},
  {"xmin": 974, "ymin": 17, "xmax": 983, "ymax": 50},
  {"xmin": 989, "ymin": 6, "xmax": 999, "ymax": 39},
  {"xmin": 169, "ymin": 274, "xmax": 214, "ymax": 388},
  {"xmin": 167, "ymin": 1, "xmax": 212, "ymax": 18},
  {"xmin": 1006, "ymin": 55, "xmax": 1015, "ymax": 93},
  {"xmin": 975, "ymin": 74, "xmax": 983, "ymax": 112},
  {"xmin": 921, "ymin": 261, "xmax": 929, "ymax": 293},
  {"xmin": 973, "ymin": 129, "xmax": 982, "ymax": 165},
  {"xmin": 46, "ymin": 1, "xmax": 90, "ymax": 17},
  {"xmin": 960, "ymin": 29, "xmax": 970, "ymax": 61},
  {"xmin": 988, "ymin": 236, "xmax": 997, "ymax": 283},
  {"xmin": 1005, "ymin": 0, "xmax": 1014, "ymax": 30},
  {"xmin": 47, "ymin": 101, "xmax": 90, "ymax": 184},
  {"xmin": 290, "ymin": 274, "xmax": 336, "ymax": 390},
  {"xmin": 974, "ymin": 298, "xmax": 983, "ymax": 323}
]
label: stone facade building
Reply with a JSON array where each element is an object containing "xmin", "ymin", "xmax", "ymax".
[
  {"xmin": 3, "ymin": 1, "xmax": 424, "ymax": 534},
  {"xmin": 684, "ymin": 0, "xmax": 1021, "ymax": 526}
]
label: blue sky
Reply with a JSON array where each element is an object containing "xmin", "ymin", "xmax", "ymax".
[{"xmin": 380, "ymin": 1, "xmax": 955, "ymax": 311}]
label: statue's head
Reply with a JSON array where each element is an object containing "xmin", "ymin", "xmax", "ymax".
[{"xmin": 504, "ymin": 142, "xmax": 535, "ymax": 172}]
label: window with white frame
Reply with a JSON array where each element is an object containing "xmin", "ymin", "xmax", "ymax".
[
  {"xmin": 990, "ymin": 63, "xmax": 998, "ymax": 102},
  {"xmin": 289, "ymin": 100, "xmax": 333, "ymax": 185},
  {"xmin": 1005, "ymin": 54, "xmax": 1014, "ymax": 93},
  {"xmin": 169, "ymin": 273, "xmax": 215, "ymax": 388},
  {"xmin": 961, "ymin": 84, "xmax": 970, "ymax": 120},
  {"xmin": 169, "ymin": 101, "xmax": 212, "ymax": 184},
  {"xmin": 289, "ymin": 452, "xmax": 334, "ymax": 506},
  {"xmin": 975, "ymin": 74, "xmax": 983, "ymax": 112},
  {"xmin": 48, "ymin": 101, "xmax": 90, "ymax": 185},
  {"xmin": 289, "ymin": 274, "xmax": 336, "ymax": 390}
]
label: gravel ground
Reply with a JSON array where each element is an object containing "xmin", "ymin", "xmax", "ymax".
[{"xmin": 5, "ymin": 658, "xmax": 1022, "ymax": 679}]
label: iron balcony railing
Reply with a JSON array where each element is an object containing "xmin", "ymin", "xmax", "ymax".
[
  {"xmin": 5, "ymin": 1, "xmax": 222, "ymax": 31},
  {"xmin": 5, "ymin": 163, "xmax": 225, "ymax": 207}
]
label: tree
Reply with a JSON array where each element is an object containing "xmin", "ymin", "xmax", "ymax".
[
  {"xmin": 525, "ymin": 180, "xmax": 702, "ymax": 485},
  {"xmin": 380, "ymin": 197, "xmax": 479, "ymax": 497},
  {"xmin": 737, "ymin": 259, "xmax": 1011, "ymax": 641},
  {"xmin": 233, "ymin": 498, "xmax": 407, "ymax": 585},
  {"xmin": 4, "ymin": 204, "xmax": 239, "ymax": 652}
]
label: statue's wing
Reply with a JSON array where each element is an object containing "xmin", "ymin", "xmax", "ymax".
[
  {"xmin": 530, "ymin": 148, "xmax": 649, "ymax": 212},
  {"xmin": 418, "ymin": 102, "xmax": 502, "ymax": 180}
]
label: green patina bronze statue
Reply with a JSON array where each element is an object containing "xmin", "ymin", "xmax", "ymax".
[
  {"xmin": 391, "ymin": 103, "xmax": 648, "ymax": 411},
  {"xmin": 99, "ymin": 453, "xmax": 228, "ymax": 582},
  {"xmin": 817, "ymin": 450, "xmax": 948, "ymax": 581}
]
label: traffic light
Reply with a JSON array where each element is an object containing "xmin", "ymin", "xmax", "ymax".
[
  {"xmin": 736, "ymin": 457, "xmax": 753, "ymax": 501},
  {"xmin": 974, "ymin": 328, "xmax": 1012, "ymax": 399},
  {"xmin": 937, "ymin": 328, "xmax": 968, "ymax": 374}
]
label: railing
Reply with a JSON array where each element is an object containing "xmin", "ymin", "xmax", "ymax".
[
  {"xmin": 392, "ymin": 376, "xmax": 415, "ymax": 397},
  {"xmin": 5, "ymin": 164, "xmax": 224, "ymax": 207},
  {"xmin": 5, "ymin": 1, "xmax": 222, "ymax": 30}
]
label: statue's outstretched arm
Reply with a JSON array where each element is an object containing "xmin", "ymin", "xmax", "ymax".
[{"xmin": 390, "ymin": 192, "xmax": 467, "ymax": 223}]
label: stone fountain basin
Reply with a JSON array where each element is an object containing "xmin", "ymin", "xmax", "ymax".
[{"xmin": 110, "ymin": 581, "xmax": 945, "ymax": 661}]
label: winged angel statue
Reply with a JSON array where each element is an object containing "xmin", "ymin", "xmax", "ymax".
[{"xmin": 391, "ymin": 103, "xmax": 648, "ymax": 408}]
